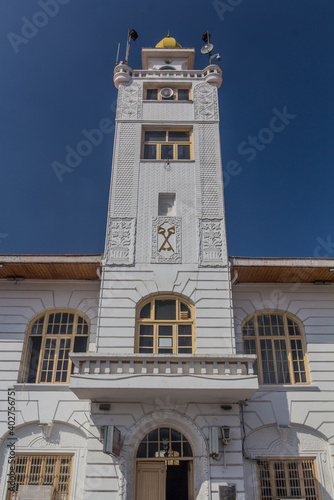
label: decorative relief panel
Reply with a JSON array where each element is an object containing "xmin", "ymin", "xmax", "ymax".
[
  {"xmin": 151, "ymin": 217, "xmax": 181, "ymax": 263},
  {"xmin": 105, "ymin": 218, "xmax": 136, "ymax": 265},
  {"xmin": 116, "ymin": 82, "xmax": 142, "ymax": 120},
  {"xmin": 194, "ymin": 82, "xmax": 219, "ymax": 121},
  {"xmin": 198, "ymin": 123, "xmax": 223, "ymax": 218},
  {"xmin": 199, "ymin": 219, "xmax": 226, "ymax": 266}
]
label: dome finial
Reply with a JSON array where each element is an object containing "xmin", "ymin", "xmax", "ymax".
[{"xmin": 155, "ymin": 33, "xmax": 182, "ymax": 48}]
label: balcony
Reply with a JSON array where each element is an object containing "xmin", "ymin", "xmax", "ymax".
[{"xmin": 69, "ymin": 353, "xmax": 258, "ymax": 404}]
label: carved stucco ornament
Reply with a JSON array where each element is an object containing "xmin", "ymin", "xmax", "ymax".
[
  {"xmin": 199, "ymin": 218, "xmax": 227, "ymax": 266},
  {"xmin": 194, "ymin": 82, "xmax": 219, "ymax": 121},
  {"xmin": 105, "ymin": 217, "xmax": 136, "ymax": 265},
  {"xmin": 152, "ymin": 217, "xmax": 181, "ymax": 263},
  {"xmin": 116, "ymin": 82, "xmax": 142, "ymax": 120}
]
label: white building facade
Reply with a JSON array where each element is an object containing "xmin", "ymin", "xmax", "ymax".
[{"xmin": 0, "ymin": 35, "xmax": 333, "ymax": 500}]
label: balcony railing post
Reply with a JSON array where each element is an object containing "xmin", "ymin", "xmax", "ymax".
[{"xmin": 248, "ymin": 361, "xmax": 254, "ymax": 375}]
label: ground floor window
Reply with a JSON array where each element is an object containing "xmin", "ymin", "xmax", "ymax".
[
  {"xmin": 257, "ymin": 458, "xmax": 321, "ymax": 500},
  {"xmin": 6, "ymin": 454, "xmax": 73, "ymax": 500}
]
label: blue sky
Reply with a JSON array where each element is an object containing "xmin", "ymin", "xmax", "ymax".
[{"xmin": 0, "ymin": 0, "xmax": 333, "ymax": 257}]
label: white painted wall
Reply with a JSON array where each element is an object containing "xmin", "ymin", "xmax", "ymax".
[{"xmin": 233, "ymin": 282, "xmax": 334, "ymax": 499}]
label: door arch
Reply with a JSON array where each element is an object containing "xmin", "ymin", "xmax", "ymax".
[
  {"xmin": 118, "ymin": 410, "xmax": 210, "ymax": 500},
  {"xmin": 135, "ymin": 427, "xmax": 194, "ymax": 500}
]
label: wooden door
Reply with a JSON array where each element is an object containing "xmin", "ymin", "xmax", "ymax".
[{"xmin": 136, "ymin": 461, "xmax": 166, "ymax": 500}]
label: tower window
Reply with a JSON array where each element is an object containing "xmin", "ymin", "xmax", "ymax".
[
  {"xmin": 136, "ymin": 296, "xmax": 195, "ymax": 354},
  {"xmin": 143, "ymin": 129, "xmax": 192, "ymax": 160},
  {"xmin": 158, "ymin": 193, "xmax": 176, "ymax": 216},
  {"xmin": 145, "ymin": 87, "xmax": 190, "ymax": 101},
  {"xmin": 242, "ymin": 312, "xmax": 308, "ymax": 385},
  {"xmin": 22, "ymin": 311, "xmax": 89, "ymax": 384}
]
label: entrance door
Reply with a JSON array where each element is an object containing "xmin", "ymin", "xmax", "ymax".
[
  {"xmin": 135, "ymin": 427, "xmax": 194, "ymax": 500},
  {"xmin": 136, "ymin": 461, "xmax": 165, "ymax": 500},
  {"xmin": 136, "ymin": 460, "xmax": 192, "ymax": 500}
]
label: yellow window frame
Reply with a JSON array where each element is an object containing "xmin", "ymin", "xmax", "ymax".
[
  {"xmin": 144, "ymin": 86, "xmax": 192, "ymax": 101},
  {"xmin": 142, "ymin": 128, "xmax": 193, "ymax": 161},
  {"xmin": 136, "ymin": 295, "xmax": 196, "ymax": 354},
  {"xmin": 6, "ymin": 453, "xmax": 73, "ymax": 500},
  {"xmin": 256, "ymin": 457, "xmax": 321, "ymax": 500},
  {"xmin": 21, "ymin": 310, "xmax": 89, "ymax": 384},
  {"xmin": 242, "ymin": 311, "xmax": 309, "ymax": 385}
]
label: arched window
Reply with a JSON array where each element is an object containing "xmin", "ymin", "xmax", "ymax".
[
  {"xmin": 136, "ymin": 296, "xmax": 195, "ymax": 354},
  {"xmin": 137, "ymin": 427, "xmax": 193, "ymax": 459},
  {"xmin": 23, "ymin": 311, "xmax": 89, "ymax": 384},
  {"xmin": 242, "ymin": 312, "xmax": 308, "ymax": 384}
]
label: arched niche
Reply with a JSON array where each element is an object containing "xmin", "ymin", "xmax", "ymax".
[
  {"xmin": 243, "ymin": 424, "xmax": 334, "ymax": 500},
  {"xmin": 0, "ymin": 421, "xmax": 87, "ymax": 500}
]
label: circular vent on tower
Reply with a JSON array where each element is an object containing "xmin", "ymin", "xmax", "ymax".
[{"xmin": 160, "ymin": 88, "xmax": 174, "ymax": 99}]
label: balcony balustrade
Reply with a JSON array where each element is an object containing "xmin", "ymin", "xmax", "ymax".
[{"xmin": 70, "ymin": 353, "xmax": 258, "ymax": 403}]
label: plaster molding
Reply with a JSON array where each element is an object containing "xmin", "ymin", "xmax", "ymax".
[
  {"xmin": 105, "ymin": 217, "xmax": 136, "ymax": 265},
  {"xmin": 151, "ymin": 217, "xmax": 181, "ymax": 263},
  {"xmin": 116, "ymin": 82, "xmax": 142, "ymax": 120},
  {"xmin": 199, "ymin": 218, "xmax": 227, "ymax": 266},
  {"xmin": 194, "ymin": 82, "xmax": 219, "ymax": 121}
]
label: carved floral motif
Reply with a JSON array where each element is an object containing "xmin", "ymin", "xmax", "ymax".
[
  {"xmin": 199, "ymin": 219, "xmax": 226, "ymax": 266},
  {"xmin": 105, "ymin": 218, "xmax": 136, "ymax": 265}
]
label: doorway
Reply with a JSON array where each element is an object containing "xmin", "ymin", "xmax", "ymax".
[{"xmin": 135, "ymin": 427, "xmax": 194, "ymax": 500}]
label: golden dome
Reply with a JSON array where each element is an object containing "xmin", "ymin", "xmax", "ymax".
[{"xmin": 155, "ymin": 34, "xmax": 182, "ymax": 49}]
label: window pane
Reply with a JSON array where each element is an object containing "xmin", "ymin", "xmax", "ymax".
[
  {"xmin": 31, "ymin": 317, "xmax": 44, "ymax": 335},
  {"xmin": 159, "ymin": 337, "xmax": 173, "ymax": 347},
  {"xmin": 148, "ymin": 443, "xmax": 159, "ymax": 457},
  {"xmin": 178, "ymin": 336, "xmax": 192, "ymax": 346},
  {"xmin": 140, "ymin": 302, "xmax": 151, "ymax": 318},
  {"xmin": 140, "ymin": 324, "xmax": 153, "ymax": 335},
  {"xmin": 145, "ymin": 131, "xmax": 166, "ymax": 142},
  {"xmin": 148, "ymin": 429, "xmax": 159, "ymax": 441},
  {"xmin": 144, "ymin": 144, "xmax": 156, "ymax": 159},
  {"xmin": 161, "ymin": 144, "xmax": 174, "ymax": 160},
  {"xmin": 171, "ymin": 429, "xmax": 181, "ymax": 441},
  {"xmin": 177, "ymin": 89, "xmax": 189, "ymax": 101},
  {"xmin": 180, "ymin": 302, "xmax": 191, "ymax": 318},
  {"xmin": 137, "ymin": 443, "xmax": 147, "ymax": 457},
  {"xmin": 178, "ymin": 325, "xmax": 191, "ymax": 335},
  {"xmin": 160, "ymin": 427, "xmax": 170, "ymax": 440},
  {"xmin": 140, "ymin": 336, "xmax": 153, "ymax": 347},
  {"xmin": 155, "ymin": 300, "xmax": 176, "ymax": 320},
  {"xmin": 177, "ymin": 145, "xmax": 190, "ymax": 160},
  {"xmin": 169, "ymin": 131, "xmax": 190, "ymax": 141},
  {"xmin": 183, "ymin": 441, "xmax": 193, "ymax": 457},
  {"xmin": 146, "ymin": 89, "xmax": 158, "ymax": 100},
  {"xmin": 159, "ymin": 325, "xmax": 173, "ymax": 336},
  {"xmin": 73, "ymin": 336, "xmax": 87, "ymax": 353},
  {"xmin": 27, "ymin": 337, "xmax": 42, "ymax": 383}
]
